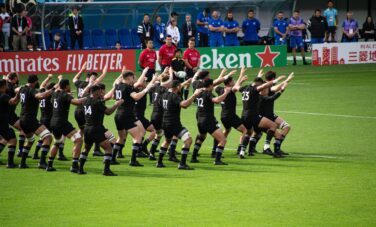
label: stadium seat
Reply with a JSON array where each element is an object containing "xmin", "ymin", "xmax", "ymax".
[
  {"xmin": 131, "ymin": 28, "xmax": 141, "ymax": 49},
  {"xmin": 83, "ymin": 30, "xmax": 93, "ymax": 49},
  {"xmin": 38, "ymin": 30, "xmax": 51, "ymax": 50},
  {"xmin": 91, "ymin": 29, "xmax": 106, "ymax": 49},
  {"xmin": 105, "ymin": 29, "xmax": 118, "ymax": 49},
  {"xmin": 118, "ymin": 28, "xmax": 133, "ymax": 49}
]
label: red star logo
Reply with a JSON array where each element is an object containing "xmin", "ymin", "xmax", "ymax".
[{"xmin": 256, "ymin": 46, "xmax": 280, "ymax": 67}]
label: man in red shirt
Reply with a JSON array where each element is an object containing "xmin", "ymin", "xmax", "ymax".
[
  {"xmin": 138, "ymin": 39, "xmax": 157, "ymax": 82},
  {"xmin": 158, "ymin": 35, "xmax": 176, "ymax": 71},
  {"xmin": 182, "ymin": 38, "xmax": 201, "ymax": 99}
]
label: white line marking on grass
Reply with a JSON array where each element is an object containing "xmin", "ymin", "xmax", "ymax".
[
  {"xmin": 292, "ymin": 154, "xmax": 338, "ymax": 159},
  {"xmin": 278, "ymin": 110, "xmax": 376, "ymax": 120}
]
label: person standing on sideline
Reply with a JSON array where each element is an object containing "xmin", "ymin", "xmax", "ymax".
[
  {"xmin": 362, "ymin": 16, "xmax": 375, "ymax": 41},
  {"xmin": 137, "ymin": 14, "xmax": 154, "ymax": 49},
  {"xmin": 273, "ymin": 11, "xmax": 288, "ymax": 45},
  {"xmin": 324, "ymin": 0, "xmax": 338, "ymax": 42},
  {"xmin": 68, "ymin": 6, "xmax": 84, "ymax": 50},
  {"xmin": 183, "ymin": 38, "xmax": 200, "ymax": 100},
  {"xmin": 242, "ymin": 9, "xmax": 260, "ymax": 45},
  {"xmin": 288, "ymin": 10, "xmax": 309, "ymax": 65},
  {"xmin": 158, "ymin": 35, "xmax": 176, "ymax": 71},
  {"xmin": 308, "ymin": 9, "xmax": 328, "ymax": 44},
  {"xmin": 153, "ymin": 15, "xmax": 165, "ymax": 48},
  {"xmin": 181, "ymin": 14, "xmax": 196, "ymax": 48},
  {"xmin": 342, "ymin": 11, "xmax": 358, "ymax": 43},
  {"xmin": 224, "ymin": 11, "xmax": 240, "ymax": 46},
  {"xmin": 166, "ymin": 18, "xmax": 180, "ymax": 46},
  {"xmin": 196, "ymin": 8, "xmax": 210, "ymax": 47},
  {"xmin": 11, "ymin": 5, "xmax": 29, "ymax": 51},
  {"xmin": 0, "ymin": 4, "xmax": 11, "ymax": 49},
  {"xmin": 208, "ymin": 10, "xmax": 224, "ymax": 47},
  {"xmin": 138, "ymin": 40, "xmax": 157, "ymax": 83}
]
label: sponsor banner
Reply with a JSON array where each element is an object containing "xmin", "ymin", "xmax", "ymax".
[
  {"xmin": 312, "ymin": 42, "xmax": 376, "ymax": 65},
  {"xmin": 136, "ymin": 45, "xmax": 287, "ymax": 71},
  {"xmin": 0, "ymin": 49, "xmax": 136, "ymax": 75}
]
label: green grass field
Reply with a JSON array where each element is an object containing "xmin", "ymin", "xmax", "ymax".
[{"xmin": 1, "ymin": 63, "xmax": 376, "ymax": 226}]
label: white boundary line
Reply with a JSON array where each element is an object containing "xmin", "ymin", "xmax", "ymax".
[{"xmin": 278, "ymin": 110, "xmax": 376, "ymax": 120}]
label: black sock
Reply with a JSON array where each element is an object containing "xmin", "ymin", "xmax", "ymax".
[
  {"xmin": 33, "ymin": 140, "xmax": 42, "ymax": 157},
  {"xmin": 183, "ymin": 89, "xmax": 189, "ymax": 100},
  {"xmin": 21, "ymin": 146, "xmax": 30, "ymax": 165},
  {"xmin": 158, "ymin": 147, "xmax": 167, "ymax": 164},
  {"xmin": 131, "ymin": 143, "xmax": 140, "ymax": 162},
  {"xmin": 180, "ymin": 148, "xmax": 189, "ymax": 165},
  {"xmin": 94, "ymin": 143, "xmax": 101, "ymax": 152},
  {"xmin": 79, "ymin": 152, "xmax": 88, "ymax": 170},
  {"xmin": 303, "ymin": 56, "xmax": 306, "ymax": 63},
  {"xmin": 112, "ymin": 143, "xmax": 121, "ymax": 160},
  {"xmin": 118, "ymin": 142, "xmax": 125, "ymax": 156},
  {"xmin": 142, "ymin": 138, "xmax": 150, "ymax": 148},
  {"xmin": 18, "ymin": 135, "xmax": 25, "ymax": 153},
  {"xmin": 248, "ymin": 137, "xmax": 256, "ymax": 154},
  {"xmin": 240, "ymin": 135, "xmax": 250, "ymax": 154},
  {"xmin": 48, "ymin": 156, "xmax": 55, "ymax": 168},
  {"xmin": 274, "ymin": 139, "xmax": 282, "ymax": 153},
  {"xmin": 293, "ymin": 57, "xmax": 297, "ymax": 64},
  {"xmin": 103, "ymin": 153, "xmax": 112, "ymax": 171},
  {"xmin": 255, "ymin": 132, "xmax": 262, "ymax": 144},
  {"xmin": 150, "ymin": 139, "xmax": 159, "ymax": 155},
  {"xmin": 237, "ymin": 144, "xmax": 242, "ymax": 154},
  {"xmin": 72, "ymin": 158, "xmax": 79, "ymax": 169},
  {"xmin": 265, "ymin": 130, "xmax": 274, "ymax": 147},
  {"xmin": 211, "ymin": 139, "xmax": 218, "ymax": 155},
  {"xmin": 191, "ymin": 143, "xmax": 201, "ymax": 159},
  {"xmin": 40, "ymin": 145, "xmax": 50, "ymax": 165},
  {"xmin": 58, "ymin": 143, "xmax": 65, "ymax": 157},
  {"xmin": 0, "ymin": 143, "xmax": 5, "ymax": 154},
  {"xmin": 7, "ymin": 145, "xmax": 16, "ymax": 164},
  {"xmin": 215, "ymin": 146, "xmax": 224, "ymax": 162},
  {"xmin": 168, "ymin": 139, "xmax": 178, "ymax": 157}
]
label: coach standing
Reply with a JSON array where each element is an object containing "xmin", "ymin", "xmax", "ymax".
[
  {"xmin": 181, "ymin": 14, "xmax": 196, "ymax": 47},
  {"xmin": 308, "ymin": 9, "xmax": 328, "ymax": 44},
  {"xmin": 11, "ymin": 5, "xmax": 28, "ymax": 51},
  {"xmin": 137, "ymin": 14, "xmax": 154, "ymax": 49},
  {"xmin": 196, "ymin": 8, "xmax": 210, "ymax": 47},
  {"xmin": 158, "ymin": 35, "xmax": 176, "ymax": 70},
  {"xmin": 324, "ymin": 0, "xmax": 338, "ymax": 42},
  {"xmin": 342, "ymin": 11, "xmax": 358, "ymax": 43},
  {"xmin": 68, "ymin": 6, "xmax": 84, "ymax": 50},
  {"xmin": 224, "ymin": 11, "xmax": 240, "ymax": 46},
  {"xmin": 242, "ymin": 9, "xmax": 260, "ymax": 45},
  {"xmin": 208, "ymin": 10, "xmax": 224, "ymax": 47}
]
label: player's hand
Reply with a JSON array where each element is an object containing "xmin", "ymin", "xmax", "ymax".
[
  {"xmin": 121, "ymin": 65, "xmax": 127, "ymax": 74},
  {"xmin": 116, "ymin": 99, "xmax": 124, "ymax": 106},
  {"xmin": 277, "ymin": 75, "xmax": 286, "ymax": 81},
  {"xmin": 286, "ymin": 72, "xmax": 294, "ymax": 82},
  {"xmin": 102, "ymin": 65, "xmax": 108, "ymax": 74},
  {"xmin": 219, "ymin": 68, "xmax": 227, "ymax": 78},
  {"xmin": 81, "ymin": 62, "xmax": 87, "ymax": 71},
  {"xmin": 241, "ymin": 76, "xmax": 248, "ymax": 82},
  {"xmin": 47, "ymin": 74, "xmax": 53, "ymax": 79},
  {"xmin": 228, "ymin": 70, "xmax": 237, "ymax": 77},
  {"xmin": 194, "ymin": 88, "xmax": 204, "ymax": 96},
  {"xmin": 142, "ymin": 67, "xmax": 149, "ymax": 75},
  {"xmin": 257, "ymin": 69, "xmax": 264, "ymax": 78},
  {"xmin": 240, "ymin": 66, "xmax": 247, "ymax": 75},
  {"xmin": 58, "ymin": 75, "xmax": 63, "ymax": 81}
]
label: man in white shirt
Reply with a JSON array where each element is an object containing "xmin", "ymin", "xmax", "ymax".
[{"xmin": 166, "ymin": 19, "xmax": 180, "ymax": 46}]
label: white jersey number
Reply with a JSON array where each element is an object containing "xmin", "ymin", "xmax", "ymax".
[
  {"xmin": 197, "ymin": 98, "xmax": 204, "ymax": 107},
  {"xmin": 242, "ymin": 91, "xmax": 250, "ymax": 101},
  {"xmin": 84, "ymin": 106, "xmax": 92, "ymax": 115}
]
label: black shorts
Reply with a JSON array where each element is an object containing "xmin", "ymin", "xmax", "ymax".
[
  {"xmin": 20, "ymin": 118, "xmax": 41, "ymax": 135},
  {"xmin": 51, "ymin": 122, "xmax": 75, "ymax": 139},
  {"xmin": 151, "ymin": 112, "xmax": 163, "ymax": 131},
  {"xmin": 84, "ymin": 126, "xmax": 107, "ymax": 146},
  {"xmin": 138, "ymin": 115, "xmax": 151, "ymax": 129},
  {"xmin": 8, "ymin": 112, "xmax": 19, "ymax": 126},
  {"xmin": 40, "ymin": 118, "xmax": 51, "ymax": 130},
  {"xmin": 144, "ymin": 68, "xmax": 155, "ymax": 82},
  {"xmin": 197, "ymin": 119, "xmax": 220, "ymax": 135},
  {"xmin": 185, "ymin": 68, "xmax": 195, "ymax": 80},
  {"xmin": 163, "ymin": 123, "xmax": 188, "ymax": 140},
  {"xmin": 74, "ymin": 109, "xmax": 85, "ymax": 129},
  {"xmin": 115, "ymin": 114, "xmax": 138, "ymax": 131},
  {"xmin": 221, "ymin": 115, "xmax": 243, "ymax": 130},
  {"xmin": 242, "ymin": 115, "xmax": 262, "ymax": 131},
  {"xmin": 328, "ymin": 26, "xmax": 337, "ymax": 34},
  {"xmin": 0, "ymin": 126, "xmax": 16, "ymax": 141},
  {"xmin": 265, "ymin": 114, "xmax": 278, "ymax": 122}
]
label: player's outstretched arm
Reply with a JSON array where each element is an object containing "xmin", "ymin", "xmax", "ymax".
[
  {"xmin": 271, "ymin": 73, "xmax": 294, "ymax": 92},
  {"xmin": 233, "ymin": 67, "xmax": 248, "ymax": 92},
  {"xmin": 131, "ymin": 75, "xmax": 157, "ymax": 101},
  {"xmin": 93, "ymin": 65, "xmax": 108, "ymax": 85},
  {"xmin": 40, "ymin": 74, "xmax": 53, "ymax": 89},
  {"xmin": 73, "ymin": 62, "xmax": 87, "ymax": 84},
  {"xmin": 180, "ymin": 88, "xmax": 203, "ymax": 108},
  {"xmin": 35, "ymin": 88, "xmax": 54, "ymax": 100},
  {"xmin": 71, "ymin": 97, "xmax": 87, "ymax": 106},
  {"xmin": 213, "ymin": 69, "xmax": 237, "ymax": 86},
  {"xmin": 134, "ymin": 67, "xmax": 149, "ymax": 88},
  {"xmin": 105, "ymin": 99, "xmax": 124, "ymax": 115},
  {"xmin": 212, "ymin": 86, "xmax": 231, "ymax": 104},
  {"xmin": 256, "ymin": 75, "xmax": 286, "ymax": 92}
]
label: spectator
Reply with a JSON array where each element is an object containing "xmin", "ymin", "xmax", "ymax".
[
  {"xmin": 308, "ymin": 9, "xmax": 328, "ymax": 44},
  {"xmin": 167, "ymin": 11, "xmax": 179, "ymax": 26},
  {"xmin": 137, "ymin": 13, "xmax": 154, "ymax": 49},
  {"xmin": 138, "ymin": 39, "xmax": 157, "ymax": 82},
  {"xmin": 181, "ymin": 14, "xmax": 196, "ymax": 47},
  {"xmin": 115, "ymin": 41, "xmax": 121, "ymax": 50},
  {"xmin": 68, "ymin": 6, "xmax": 84, "ymax": 50},
  {"xmin": 208, "ymin": 10, "xmax": 224, "ymax": 47},
  {"xmin": 153, "ymin": 15, "xmax": 166, "ymax": 48},
  {"xmin": 183, "ymin": 38, "xmax": 200, "ymax": 99},
  {"xmin": 158, "ymin": 35, "xmax": 176, "ymax": 71},
  {"xmin": 0, "ymin": 4, "xmax": 11, "ymax": 49},
  {"xmin": 196, "ymin": 8, "xmax": 211, "ymax": 47},
  {"xmin": 324, "ymin": 0, "xmax": 338, "ymax": 42},
  {"xmin": 171, "ymin": 49, "xmax": 186, "ymax": 82},
  {"xmin": 288, "ymin": 10, "xmax": 309, "ymax": 65},
  {"xmin": 0, "ymin": 12, "xmax": 3, "ymax": 46},
  {"xmin": 242, "ymin": 9, "xmax": 260, "ymax": 45},
  {"xmin": 224, "ymin": 10, "xmax": 240, "ymax": 46},
  {"xmin": 11, "ymin": 4, "xmax": 29, "ymax": 51},
  {"xmin": 342, "ymin": 11, "xmax": 358, "ymax": 43},
  {"xmin": 166, "ymin": 18, "xmax": 180, "ymax": 46},
  {"xmin": 362, "ymin": 16, "xmax": 375, "ymax": 41},
  {"xmin": 273, "ymin": 11, "xmax": 288, "ymax": 45},
  {"xmin": 49, "ymin": 32, "xmax": 66, "ymax": 51},
  {"xmin": 23, "ymin": 9, "xmax": 32, "ymax": 45}
]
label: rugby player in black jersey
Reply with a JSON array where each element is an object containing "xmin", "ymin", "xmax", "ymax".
[
  {"xmin": 157, "ymin": 79, "xmax": 203, "ymax": 169},
  {"xmin": 72, "ymin": 63, "xmax": 107, "ymax": 157},
  {"xmin": 111, "ymin": 68, "xmax": 157, "ymax": 167},
  {"xmin": 79, "ymin": 85, "xmax": 123, "ymax": 176},
  {"xmin": 0, "ymin": 79, "xmax": 20, "ymax": 168},
  {"xmin": 47, "ymin": 79, "xmax": 88, "ymax": 172},
  {"xmin": 18, "ymin": 75, "xmax": 55, "ymax": 169}
]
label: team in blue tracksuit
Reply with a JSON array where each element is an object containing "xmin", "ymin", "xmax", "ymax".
[
  {"xmin": 196, "ymin": 8, "xmax": 211, "ymax": 47},
  {"xmin": 242, "ymin": 10, "xmax": 260, "ymax": 45},
  {"xmin": 273, "ymin": 12, "xmax": 289, "ymax": 45},
  {"xmin": 224, "ymin": 12, "xmax": 240, "ymax": 46},
  {"xmin": 208, "ymin": 11, "xmax": 224, "ymax": 47},
  {"xmin": 154, "ymin": 16, "xmax": 166, "ymax": 48}
]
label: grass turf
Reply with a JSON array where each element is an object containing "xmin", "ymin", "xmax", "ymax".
[{"xmin": 1, "ymin": 63, "xmax": 376, "ymax": 226}]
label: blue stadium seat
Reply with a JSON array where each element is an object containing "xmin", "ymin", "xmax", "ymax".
[
  {"xmin": 83, "ymin": 30, "xmax": 93, "ymax": 49},
  {"xmin": 38, "ymin": 30, "xmax": 51, "ymax": 50},
  {"xmin": 105, "ymin": 29, "xmax": 118, "ymax": 48},
  {"xmin": 131, "ymin": 28, "xmax": 141, "ymax": 49},
  {"xmin": 118, "ymin": 28, "xmax": 133, "ymax": 49},
  {"xmin": 91, "ymin": 29, "xmax": 106, "ymax": 49}
]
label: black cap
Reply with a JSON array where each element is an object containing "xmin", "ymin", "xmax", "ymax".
[{"xmin": 27, "ymin": 74, "xmax": 39, "ymax": 84}]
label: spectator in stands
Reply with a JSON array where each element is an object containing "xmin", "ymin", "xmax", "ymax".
[
  {"xmin": 273, "ymin": 11, "xmax": 288, "ymax": 45},
  {"xmin": 242, "ymin": 9, "xmax": 260, "ymax": 45},
  {"xmin": 158, "ymin": 35, "xmax": 176, "ymax": 71},
  {"xmin": 196, "ymin": 8, "xmax": 210, "ymax": 47},
  {"xmin": 288, "ymin": 10, "xmax": 309, "ymax": 65},
  {"xmin": 49, "ymin": 32, "xmax": 66, "ymax": 51},
  {"xmin": 308, "ymin": 9, "xmax": 328, "ymax": 44},
  {"xmin": 171, "ymin": 49, "xmax": 186, "ymax": 82},
  {"xmin": 168, "ymin": 12, "xmax": 179, "ymax": 26},
  {"xmin": 166, "ymin": 18, "xmax": 180, "ymax": 46},
  {"xmin": 153, "ymin": 15, "xmax": 166, "ymax": 48},
  {"xmin": 115, "ymin": 41, "xmax": 121, "ymax": 50},
  {"xmin": 224, "ymin": 10, "xmax": 240, "ymax": 46},
  {"xmin": 0, "ymin": 3, "xmax": 11, "ymax": 50},
  {"xmin": 362, "ymin": 16, "xmax": 375, "ymax": 41},
  {"xmin": 342, "ymin": 11, "xmax": 358, "ymax": 43},
  {"xmin": 137, "ymin": 13, "xmax": 154, "ymax": 49},
  {"xmin": 181, "ymin": 14, "xmax": 196, "ymax": 47},
  {"xmin": 208, "ymin": 10, "xmax": 224, "ymax": 47},
  {"xmin": 11, "ymin": 4, "xmax": 29, "ymax": 51},
  {"xmin": 324, "ymin": 0, "xmax": 338, "ymax": 42},
  {"xmin": 138, "ymin": 40, "xmax": 157, "ymax": 82},
  {"xmin": 68, "ymin": 6, "xmax": 84, "ymax": 50},
  {"xmin": 23, "ymin": 9, "xmax": 32, "ymax": 45}
]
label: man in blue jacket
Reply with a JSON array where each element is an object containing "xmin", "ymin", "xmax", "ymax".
[
  {"xmin": 224, "ymin": 11, "xmax": 240, "ymax": 46},
  {"xmin": 208, "ymin": 10, "xmax": 224, "ymax": 47},
  {"xmin": 242, "ymin": 9, "xmax": 260, "ymax": 45},
  {"xmin": 196, "ymin": 8, "xmax": 211, "ymax": 47},
  {"xmin": 273, "ymin": 11, "xmax": 288, "ymax": 45}
]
